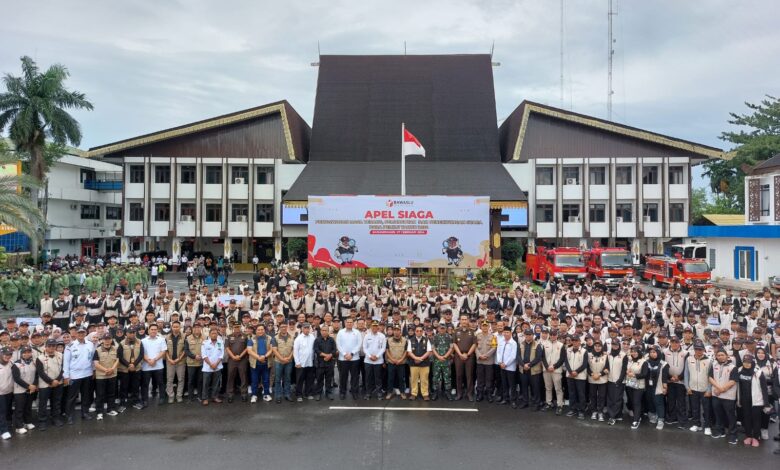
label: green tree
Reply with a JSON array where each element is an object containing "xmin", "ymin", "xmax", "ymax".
[
  {"xmin": 691, "ymin": 187, "xmax": 742, "ymax": 225},
  {"xmin": 703, "ymin": 95, "xmax": 780, "ymax": 211},
  {"xmin": 285, "ymin": 237, "xmax": 307, "ymax": 261},
  {"xmin": 501, "ymin": 238, "xmax": 524, "ymax": 270},
  {"xmin": 0, "ymin": 56, "xmax": 93, "ymax": 258},
  {"xmin": 0, "ymin": 142, "xmax": 45, "ymax": 240}
]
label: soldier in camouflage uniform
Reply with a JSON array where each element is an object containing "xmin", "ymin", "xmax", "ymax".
[{"xmin": 431, "ymin": 323, "xmax": 454, "ymax": 401}]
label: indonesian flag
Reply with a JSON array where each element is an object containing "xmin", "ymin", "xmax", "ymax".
[{"xmin": 403, "ymin": 128, "xmax": 426, "ymax": 157}]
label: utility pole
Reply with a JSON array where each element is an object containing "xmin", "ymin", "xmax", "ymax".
[
  {"xmin": 607, "ymin": 0, "xmax": 617, "ymax": 121},
  {"xmin": 560, "ymin": 0, "xmax": 564, "ymax": 108}
]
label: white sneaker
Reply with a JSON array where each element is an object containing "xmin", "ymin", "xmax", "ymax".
[
  {"xmin": 96, "ymin": 413, "xmax": 103, "ymax": 421},
  {"xmin": 688, "ymin": 425, "xmax": 700, "ymax": 432},
  {"xmin": 656, "ymin": 420, "xmax": 664, "ymax": 430},
  {"xmin": 16, "ymin": 428, "xmax": 27, "ymax": 435},
  {"xmin": 704, "ymin": 427, "xmax": 711, "ymax": 436},
  {"xmin": 25, "ymin": 423, "xmax": 35, "ymax": 430},
  {"xmin": 89, "ymin": 406, "xmax": 96, "ymax": 413},
  {"xmin": 760, "ymin": 429, "xmax": 769, "ymax": 440},
  {"xmin": 1, "ymin": 431, "xmax": 11, "ymax": 440},
  {"xmin": 107, "ymin": 410, "xmax": 118, "ymax": 417},
  {"xmin": 250, "ymin": 395, "xmax": 258, "ymax": 404},
  {"xmin": 591, "ymin": 412, "xmax": 598, "ymax": 420},
  {"xmin": 263, "ymin": 395, "xmax": 272, "ymax": 402}
]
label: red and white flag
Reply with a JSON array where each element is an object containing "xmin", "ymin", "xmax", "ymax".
[{"xmin": 403, "ymin": 128, "xmax": 426, "ymax": 157}]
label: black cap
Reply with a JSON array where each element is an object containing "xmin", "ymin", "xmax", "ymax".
[
  {"xmin": 1, "ymin": 346, "xmax": 12, "ymax": 355},
  {"xmin": 523, "ymin": 329, "xmax": 533, "ymax": 335},
  {"xmin": 45, "ymin": 339, "xmax": 57, "ymax": 346}
]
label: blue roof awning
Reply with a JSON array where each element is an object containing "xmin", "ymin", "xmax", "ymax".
[{"xmin": 689, "ymin": 224, "xmax": 780, "ymax": 238}]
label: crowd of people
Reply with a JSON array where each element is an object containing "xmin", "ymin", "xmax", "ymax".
[{"xmin": 0, "ymin": 268, "xmax": 778, "ymax": 454}]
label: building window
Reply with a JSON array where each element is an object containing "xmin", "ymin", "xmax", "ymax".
[
  {"xmin": 709, "ymin": 248, "xmax": 716, "ymax": 269},
  {"xmin": 642, "ymin": 166, "xmax": 659, "ymax": 184},
  {"xmin": 589, "ymin": 166, "xmax": 606, "ymax": 185},
  {"xmin": 760, "ymin": 184, "xmax": 770, "ymax": 216},
  {"xmin": 154, "ymin": 165, "xmax": 170, "ymax": 184},
  {"xmin": 562, "ymin": 204, "xmax": 580, "ymax": 222},
  {"xmin": 535, "ymin": 167, "xmax": 553, "ymax": 185},
  {"xmin": 231, "ymin": 166, "xmax": 248, "ymax": 184},
  {"xmin": 180, "ymin": 203, "xmax": 196, "ymax": 221},
  {"xmin": 616, "ymin": 203, "xmax": 633, "ymax": 222},
  {"xmin": 105, "ymin": 206, "xmax": 122, "ymax": 220},
  {"xmin": 669, "ymin": 166, "xmax": 685, "ymax": 185},
  {"xmin": 80, "ymin": 168, "xmax": 96, "ymax": 183},
  {"xmin": 256, "ymin": 166, "xmax": 275, "ymax": 184},
  {"xmin": 256, "ymin": 203, "xmax": 274, "ymax": 222},
  {"xmin": 643, "ymin": 203, "xmax": 659, "ymax": 222},
  {"xmin": 562, "ymin": 167, "xmax": 580, "ymax": 185},
  {"xmin": 81, "ymin": 204, "xmax": 100, "ymax": 220},
  {"xmin": 205, "ymin": 204, "xmax": 222, "ymax": 222},
  {"xmin": 180, "ymin": 165, "xmax": 196, "ymax": 184},
  {"xmin": 231, "ymin": 204, "xmax": 248, "ymax": 222},
  {"xmin": 129, "ymin": 165, "xmax": 144, "ymax": 183},
  {"xmin": 616, "ymin": 166, "xmax": 632, "ymax": 184},
  {"xmin": 129, "ymin": 203, "xmax": 143, "ymax": 221},
  {"xmin": 589, "ymin": 203, "xmax": 606, "ymax": 222},
  {"xmin": 154, "ymin": 203, "xmax": 170, "ymax": 222},
  {"xmin": 205, "ymin": 166, "xmax": 222, "ymax": 184},
  {"xmin": 535, "ymin": 204, "xmax": 554, "ymax": 223},
  {"xmin": 670, "ymin": 203, "xmax": 685, "ymax": 222}
]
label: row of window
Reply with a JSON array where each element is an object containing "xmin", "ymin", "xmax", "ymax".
[
  {"xmin": 80, "ymin": 205, "xmax": 122, "ymax": 220},
  {"xmin": 127, "ymin": 203, "xmax": 274, "ymax": 223},
  {"xmin": 535, "ymin": 202, "xmax": 686, "ymax": 223},
  {"xmin": 128, "ymin": 165, "xmax": 275, "ymax": 185},
  {"xmin": 535, "ymin": 165, "xmax": 685, "ymax": 186}
]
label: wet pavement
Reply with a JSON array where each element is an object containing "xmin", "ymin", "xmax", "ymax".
[{"xmin": 1, "ymin": 397, "xmax": 776, "ymax": 469}]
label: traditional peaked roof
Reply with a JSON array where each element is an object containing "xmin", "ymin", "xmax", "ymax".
[
  {"xmin": 87, "ymin": 100, "xmax": 310, "ymax": 161},
  {"xmin": 499, "ymin": 101, "xmax": 723, "ymax": 162},
  {"xmin": 750, "ymin": 154, "xmax": 780, "ymax": 175}
]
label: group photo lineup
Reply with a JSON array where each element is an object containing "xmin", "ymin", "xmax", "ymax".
[{"xmin": 1, "ymin": 0, "xmax": 779, "ymax": 468}]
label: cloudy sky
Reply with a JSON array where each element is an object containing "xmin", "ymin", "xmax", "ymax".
[{"xmin": 2, "ymin": 0, "xmax": 779, "ymax": 154}]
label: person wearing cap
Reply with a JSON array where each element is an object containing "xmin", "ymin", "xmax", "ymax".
[
  {"xmin": 184, "ymin": 323, "xmax": 204, "ymax": 402},
  {"xmin": 11, "ymin": 345, "xmax": 37, "ymax": 434},
  {"xmin": 735, "ymin": 352, "xmax": 771, "ymax": 447},
  {"xmin": 272, "ymin": 323, "xmax": 295, "ymax": 403},
  {"xmin": 36, "ymin": 339, "xmax": 64, "ymax": 429},
  {"xmin": 541, "ymin": 329, "xmax": 565, "ymax": 414},
  {"xmin": 362, "ymin": 320, "xmax": 386, "ymax": 400},
  {"xmin": 224, "ymin": 321, "xmax": 248, "ymax": 403},
  {"xmin": 664, "ymin": 335, "xmax": 688, "ymax": 428},
  {"xmin": 92, "ymin": 333, "xmax": 119, "ymax": 420},
  {"xmin": 63, "ymin": 326, "xmax": 95, "ymax": 424},
  {"xmin": 200, "ymin": 326, "xmax": 224, "ymax": 405},
  {"xmin": 564, "ymin": 335, "xmax": 589, "ymax": 419},
  {"xmin": 517, "ymin": 328, "xmax": 543, "ymax": 410},
  {"xmin": 117, "ymin": 326, "xmax": 144, "ymax": 410},
  {"xmin": 0, "ymin": 346, "xmax": 14, "ymax": 439},
  {"xmin": 452, "ymin": 315, "xmax": 477, "ymax": 401},
  {"xmin": 709, "ymin": 348, "xmax": 738, "ymax": 443},
  {"xmin": 684, "ymin": 341, "xmax": 712, "ymax": 435},
  {"xmin": 293, "ymin": 323, "xmax": 315, "ymax": 401},
  {"xmin": 475, "ymin": 320, "xmax": 496, "ymax": 403},
  {"xmin": 430, "ymin": 323, "xmax": 453, "ymax": 402},
  {"xmin": 385, "ymin": 325, "xmax": 408, "ymax": 400},
  {"xmin": 625, "ymin": 345, "xmax": 648, "ymax": 430}
]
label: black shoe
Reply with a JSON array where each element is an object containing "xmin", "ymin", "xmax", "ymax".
[
  {"xmin": 275, "ymin": 398, "xmax": 281, "ymax": 404},
  {"xmin": 227, "ymin": 397, "xmax": 234, "ymax": 403},
  {"xmin": 431, "ymin": 392, "xmax": 439, "ymax": 401},
  {"xmin": 446, "ymin": 392, "xmax": 454, "ymax": 401},
  {"xmin": 241, "ymin": 396, "xmax": 248, "ymax": 403},
  {"xmin": 327, "ymin": 394, "xmax": 334, "ymax": 401},
  {"xmin": 158, "ymin": 397, "xmax": 165, "ymax": 406},
  {"xmin": 352, "ymin": 393, "xmax": 359, "ymax": 400},
  {"xmin": 38, "ymin": 422, "xmax": 48, "ymax": 431},
  {"xmin": 475, "ymin": 394, "xmax": 483, "ymax": 402},
  {"xmin": 316, "ymin": 395, "xmax": 322, "ymax": 401},
  {"xmin": 555, "ymin": 407, "xmax": 563, "ymax": 416},
  {"xmin": 497, "ymin": 399, "xmax": 507, "ymax": 405},
  {"xmin": 577, "ymin": 412, "xmax": 585, "ymax": 420},
  {"xmin": 511, "ymin": 402, "xmax": 518, "ymax": 409},
  {"xmin": 518, "ymin": 403, "xmax": 529, "ymax": 410},
  {"xmin": 566, "ymin": 410, "xmax": 576, "ymax": 417},
  {"xmin": 66, "ymin": 417, "xmax": 74, "ymax": 425},
  {"xmin": 82, "ymin": 414, "xmax": 93, "ymax": 421},
  {"xmin": 53, "ymin": 419, "xmax": 64, "ymax": 427},
  {"xmin": 284, "ymin": 396, "xmax": 293, "ymax": 402},
  {"xmin": 774, "ymin": 434, "xmax": 780, "ymax": 442},
  {"xmin": 487, "ymin": 396, "xmax": 494, "ymax": 403}
]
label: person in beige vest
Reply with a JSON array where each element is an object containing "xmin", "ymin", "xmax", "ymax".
[
  {"xmin": 541, "ymin": 329, "xmax": 565, "ymax": 414},
  {"xmin": 684, "ymin": 341, "xmax": 713, "ymax": 434},
  {"xmin": 36, "ymin": 339, "xmax": 64, "ymax": 429},
  {"xmin": 564, "ymin": 336, "xmax": 589, "ymax": 419},
  {"xmin": 184, "ymin": 324, "xmax": 204, "ymax": 402},
  {"xmin": 92, "ymin": 333, "xmax": 118, "ymax": 419},
  {"xmin": 12, "ymin": 346, "xmax": 37, "ymax": 434},
  {"xmin": 165, "ymin": 321, "xmax": 186, "ymax": 403},
  {"xmin": 625, "ymin": 346, "xmax": 648, "ymax": 430},
  {"xmin": 0, "ymin": 347, "xmax": 14, "ymax": 440},
  {"xmin": 709, "ymin": 348, "xmax": 738, "ymax": 443},
  {"xmin": 587, "ymin": 341, "xmax": 608, "ymax": 421}
]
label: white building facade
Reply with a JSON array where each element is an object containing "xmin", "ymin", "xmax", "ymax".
[{"xmin": 43, "ymin": 153, "xmax": 122, "ymax": 257}]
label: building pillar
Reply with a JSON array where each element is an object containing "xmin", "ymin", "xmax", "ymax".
[
  {"xmin": 120, "ymin": 237, "xmax": 131, "ymax": 263},
  {"xmin": 490, "ymin": 208, "xmax": 502, "ymax": 267},
  {"xmin": 241, "ymin": 238, "xmax": 249, "ymax": 264},
  {"xmin": 171, "ymin": 237, "xmax": 181, "ymax": 261}
]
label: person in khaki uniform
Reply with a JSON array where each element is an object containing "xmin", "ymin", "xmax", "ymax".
[
  {"xmin": 385, "ymin": 325, "xmax": 408, "ymax": 399},
  {"xmin": 36, "ymin": 339, "xmax": 64, "ymax": 429},
  {"xmin": 117, "ymin": 327, "xmax": 144, "ymax": 410},
  {"xmin": 225, "ymin": 323, "xmax": 248, "ymax": 403},
  {"xmin": 272, "ymin": 323, "xmax": 295, "ymax": 403},
  {"xmin": 165, "ymin": 321, "xmax": 186, "ymax": 403},
  {"xmin": 541, "ymin": 329, "xmax": 565, "ymax": 414},
  {"xmin": 517, "ymin": 329, "xmax": 544, "ymax": 409},
  {"xmin": 184, "ymin": 323, "xmax": 204, "ymax": 402},
  {"xmin": 92, "ymin": 333, "xmax": 119, "ymax": 419},
  {"xmin": 453, "ymin": 315, "xmax": 477, "ymax": 401},
  {"xmin": 475, "ymin": 321, "xmax": 496, "ymax": 402}
]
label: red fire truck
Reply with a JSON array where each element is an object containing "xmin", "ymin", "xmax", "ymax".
[
  {"xmin": 526, "ymin": 247, "xmax": 587, "ymax": 284},
  {"xmin": 584, "ymin": 247, "xmax": 634, "ymax": 286},
  {"xmin": 642, "ymin": 256, "xmax": 712, "ymax": 290}
]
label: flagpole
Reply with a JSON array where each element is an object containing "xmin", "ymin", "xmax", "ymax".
[{"xmin": 401, "ymin": 122, "xmax": 406, "ymax": 196}]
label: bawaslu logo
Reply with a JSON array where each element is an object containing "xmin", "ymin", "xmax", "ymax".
[{"xmin": 386, "ymin": 199, "xmax": 414, "ymax": 207}]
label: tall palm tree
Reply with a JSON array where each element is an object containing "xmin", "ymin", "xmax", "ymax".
[
  {"xmin": 0, "ymin": 56, "xmax": 93, "ymax": 259},
  {"xmin": 0, "ymin": 147, "xmax": 45, "ymax": 241}
]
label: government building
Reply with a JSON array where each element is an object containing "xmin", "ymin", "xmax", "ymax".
[{"xmin": 87, "ymin": 54, "xmax": 722, "ymax": 264}]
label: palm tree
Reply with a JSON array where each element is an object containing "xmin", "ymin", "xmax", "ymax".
[
  {"xmin": 0, "ymin": 144, "xmax": 45, "ymax": 240},
  {"xmin": 0, "ymin": 56, "xmax": 93, "ymax": 259}
]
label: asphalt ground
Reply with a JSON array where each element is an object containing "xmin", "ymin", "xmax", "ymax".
[{"xmin": 1, "ymin": 397, "xmax": 777, "ymax": 469}]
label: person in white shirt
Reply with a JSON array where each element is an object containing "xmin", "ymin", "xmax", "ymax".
[
  {"xmin": 336, "ymin": 318, "xmax": 362, "ymax": 399},
  {"xmin": 293, "ymin": 323, "xmax": 316, "ymax": 401},
  {"xmin": 63, "ymin": 327, "xmax": 95, "ymax": 424},
  {"xmin": 140, "ymin": 324, "xmax": 167, "ymax": 408},
  {"xmin": 496, "ymin": 327, "xmax": 518, "ymax": 408},
  {"xmin": 362, "ymin": 321, "xmax": 387, "ymax": 399},
  {"xmin": 200, "ymin": 328, "xmax": 224, "ymax": 405}
]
